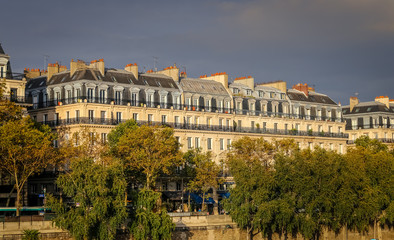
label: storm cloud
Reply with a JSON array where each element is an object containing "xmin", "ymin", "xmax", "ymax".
[{"xmin": 2, "ymin": 0, "xmax": 393, "ymax": 104}]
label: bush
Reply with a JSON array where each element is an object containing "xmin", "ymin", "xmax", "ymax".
[{"xmin": 22, "ymin": 229, "xmax": 40, "ymax": 240}]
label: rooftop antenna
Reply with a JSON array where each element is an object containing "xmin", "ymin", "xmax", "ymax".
[
  {"xmin": 43, "ymin": 55, "xmax": 50, "ymax": 70},
  {"xmin": 153, "ymin": 56, "xmax": 158, "ymax": 72},
  {"xmin": 355, "ymin": 92, "xmax": 359, "ymax": 97}
]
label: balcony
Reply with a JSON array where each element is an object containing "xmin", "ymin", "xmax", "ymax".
[
  {"xmin": 28, "ymin": 97, "xmax": 344, "ymax": 122},
  {"xmin": 38, "ymin": 117, "xmax": 349, "ymax": 139}
]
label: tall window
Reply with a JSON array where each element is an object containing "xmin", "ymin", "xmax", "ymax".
[
  {"xmin": 148, "ymin": 114, "xmax": 153, "ymax": 123},
  {"xmin": 174, "ymin": 116, "xmax": 179, "ymax": 127},
  {"xmin": 101, "ymin": 111, "xmax": 106, "ymax": 123},
  {"xmin": 101, "ymin": 133, "xmax": 107, "ymax": 144},
  {"xmin": 75, "ymin": 110, "xmax": 80, "ymax": 121},
  {"xmin": 133, "ymin": 113, "xmax": 138, "ymax": 121},
  {"xmin": 116, "ymin": 112, "xmax": 122, "ymax": 123},
  {"xmin": 131, "ymin": 92, "xmax": 137, "ymax": 106},
  {"xmin": 187, "ymin": 137, "xmax": 192, "ymax": 149},
  {"xmin": 66, "ymin": 111, "xmax": 70, "ymax": 123},
  {"xmin": 88, "ymin": 110, "xmax": 94, "ymax": 122},
  {"xmin": 115, "ymin": 91, "xmax": 121, "ymax": 105},
  {"xmin": 87, "ymin": 88, "xmax": 94, "ymax": 102},
  {"xmin": 195, "ymin": 137, "xmax": 200, "ymax": 148},
  {"xmin": 220, "ymin": 138, "xmax": 224, "ymax": 150},
  {"xmin": 161, "ymin": 115, "xmax": 167, "ymax": 124},
  {"xmin": 99, "ymin": 89, "xmax": 105, "ymax": 103},
  {"xmin": 207, "ymin": 138, "xmax": 212, "ymax": 150}
]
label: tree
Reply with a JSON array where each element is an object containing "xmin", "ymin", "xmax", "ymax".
[
  {"xmin": 130, "ymin": 189, "xmax": 175, "ymax": 240},
  {"xmin": 223, "ymin": 137, "xmax": 276, "ymax": 240},
  {"xmin": 0, "ymin": 117, "xmax": 55, "ymax": 216},
  {"xmin": 344, "ymin": 136, "xmax": 394, "ymax": 238},
  {"xmin": 46, "ymin": 158, "xmax": 127, "ymax": 240},
  {"xmin": 116, "ymin": 124, "xmax": 183, "ymax": 190},
  {"xmin": 183, "ymin": 148, "xmax": 221, "ymax": 212},
  {"xmin": 0, "ymin": 81, "xmax": 23, "ymax": 124}
]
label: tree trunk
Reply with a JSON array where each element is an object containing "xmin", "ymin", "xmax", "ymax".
[
  {"xmin": 6, "ymin": 184, "xmax": 15, "ymax": 207},
  {"xmin": 188, "ymin": 192, "xmax": 191, "ymax": 212},
  {"xmin": 16, "ymin": 188, "xmax": 21, "ymax": 217},
  {"xmin": 202, "ymin": 192, "xmax": 205, "ymax": 212},
  {"xmin": 373, "ymin": 219, "xmax": 376, "ymax": 239}
]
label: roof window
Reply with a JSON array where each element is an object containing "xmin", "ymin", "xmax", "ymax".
[{"xmin": 111, "ymin": 76, "xmax": 117, "ymax": 82}]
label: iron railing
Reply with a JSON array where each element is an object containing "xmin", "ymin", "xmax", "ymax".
[
  {"xmin": 29, "ymin": 97, "xmax": 344, "ymax": 122},
  {"xmin": 39, "ymin": 117, "xmax": 349, "ymax": 138}
]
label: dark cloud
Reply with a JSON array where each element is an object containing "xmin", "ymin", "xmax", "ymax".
[{"xmin": 1, "ymin": 0, "xmax": 393, "ymax": 104}]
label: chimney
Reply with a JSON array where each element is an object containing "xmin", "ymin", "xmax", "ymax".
[
  {"xmin": 24, "ymin": 68, "xmax": 42, "ymax": 79},
  {"xmin": 258, "ymin": 80, "xmax": 287, "ymax": 93},
  {"xmin": 234, "ymin": 76, "xmax": 254, "ymax": 90},
  {"xmin": 70, "ymin": 59, "xmax": 87, "ymax": 77},
  {"xmin": 292, "ymin": 83, "xmax": 309, "ymax": 96},
  {"xmin": 124, "ymin": 63, "xmax": 138, "ymax": 79},
  {"xmin": 47, "ymin": 62, "xmax": 61, "ymax": 79},
  {"xmin": 375, "ymin": 96, "xmax": 390, "ymax": 108},
  {"xmin": 201, "ymin": 72, "xmax": 229, "ymax": 88},
  {"xmin": 156, "ymin": 64, "xmax": 179, "ymax": 82},
  {"xmin": 180, "ymin": 71, "xmax": 187, "ymax": 78},
  {"xmin": 350, "ymin": 96, "xmax": 359, "ymax": 112}
]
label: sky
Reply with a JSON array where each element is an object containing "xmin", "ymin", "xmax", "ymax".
[{"xmin": 1, "ymin": 0, "xmax": 394, "ymax": 105}]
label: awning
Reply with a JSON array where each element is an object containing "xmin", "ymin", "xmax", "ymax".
[
  {"xmin": 219, "ymin": 192, "xmax": 230, "ymax": 199},
  {"xmin": 189, "ymin": 193, "xmax": 215, "ymax": 204}
]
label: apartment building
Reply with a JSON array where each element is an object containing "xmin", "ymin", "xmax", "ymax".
[
  {"xmin": 342, "ymin": 96, "xmax": 394, "ymax": 144},
  {"xmin": 25, "ymin": 58, "xmax": 348, "ymax": 160}
]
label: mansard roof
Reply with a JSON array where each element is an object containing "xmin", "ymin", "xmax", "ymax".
[
  {"xmin": 287, "ymin": 89, "xmax": 337, "ymax": 105},
  {"xmin": 26, "ymin": 76, "xmax": 47, "ymax": 89},
  {"xmin": 33, "ymin": 69, "xmax": 179, "ymax": 90},
  {"xmin": 342, "ymin": 102, "xmax": 394, "ymax": 115},
  {"xmin": 179, "ymin": 78, "xmax": 229, "ymax": 96}
]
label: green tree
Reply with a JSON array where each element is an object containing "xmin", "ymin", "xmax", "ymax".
[
  {"xmin": 224, "ymin": 137, "xmax": 276, "ymax": 240},
  {"xmin": 344, "ymin": 136, "xmax": 394, "ymax": 238},
  {"xmin": 183, "ymin": 149, "xmax": 221, "ymax": 212},
  {"xmin": 130, "ymin": 189, "xmax": 175, "ymax": 240},
  {"xmin": 116, "ymin": 124, "xmax": 183, "ymax": 190},
  {"xmin": 46, "ymin": 158, "xmax": 127, "ymax": 240},
  {"xmin": 0, "ymin": 118, "xmax": 55, "ymax": 216}
]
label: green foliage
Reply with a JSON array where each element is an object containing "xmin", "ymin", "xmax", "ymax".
[
  {"xmin": 130, "ymin": 189, "xmax": 175, "ymax": 240},
  {"xmin": 22, "ymin": 229, "xmax": 40, "ymax": 240},
  {"xmin": 183, "ymin": 148, "xmax": 221, "ymax": 211},
  {"xmin": 224, "ymin": 137, "xmax": 394, "ymax": 239},
  {"xmin": 224, "ymin": 137, "xmax": 277, "ymax": 239},
  {"xmin": 107, "ymin": 119, "xmax": 138, "ymax": 151},
  {"xmin": 46, "ymin": 158, "xmax": 127, "ymax": 240},
  {"xmin": 115, "ymin": 124, "xmax": 182, "ymax": 189}
]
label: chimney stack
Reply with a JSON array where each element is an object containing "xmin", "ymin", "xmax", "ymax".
[
  {"xmin": 125, "ymin": 63, "xmax": 138, "ymax": 79},
  {"xmin": 201, "ymin": 72, "xmax": 229, "ymax": 88},
  {"xmin": 292, "ymin": 83, "xmax": 309, "ymax": 96},
  {"xmin": 375, "ymin": 96, "xmax": 390, "ymax": 108},
  {"xmin": 350, "ymin": 96, "xmax": 359, "ymax": 112}
]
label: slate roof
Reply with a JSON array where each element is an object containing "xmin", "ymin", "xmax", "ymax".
[
  {"xmin": 287, "ymin": 89, "xmax": 337, "ymax": 105},
  {"xmin": 26, "ymin": 76, "xmax": 47, "ymax": 89},
  {"xmin": 342, "ymin": 102, "xmax": 394, "ymax": 115},
  {"xmin": 180, "ymin": 78, "xmax": 229, "ymax": 96},
  {"xmin": 28, "ymin": 68, "xmax": 180, "ymax": 90}
]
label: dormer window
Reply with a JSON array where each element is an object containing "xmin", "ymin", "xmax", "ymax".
[
  {"xmin": 233, "ymin": 88, "xmax": 239, "ymax": 94},
  {"xmin": 157, "ymin": 81, "xmax": 161, "ymax": 87},
  {"xmin": 270, "ymin": 92, "xmax": 275, "ymax": 98},
  {"xmin": 128, "ymin": 78, "xmax": 133, "ymax": 84},
  {"xmin": 246, "ymin": 89, "xmax": 252, "ymax": 95},
  {"xmin": 111, "ymin": 76, "xmax": 117, "ymax": 82},
  {"xmin": 97, "ymin": 75, "xmax": 101, "ymax": 80},
  {"xmin": 144, "ymin": 80, "xmax": 148, "ymax": 85},
  {"xmin": 259, "ymin": 91, "xmax": 264, "ymax": 98}
]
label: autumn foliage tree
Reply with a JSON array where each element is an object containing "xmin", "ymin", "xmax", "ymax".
[
  {"xmin": 0, "ymin": 117, "xmax": 56, "ymax": 216},
  {"xmin": 115, "ymin": 123, "xmax": 183, "ymax": 190}
]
